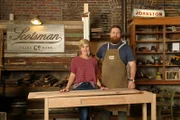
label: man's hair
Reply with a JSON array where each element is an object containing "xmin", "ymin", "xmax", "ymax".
[{"xmin": 110, "ymin": 25, "xmax": 122, "ymax": 33}]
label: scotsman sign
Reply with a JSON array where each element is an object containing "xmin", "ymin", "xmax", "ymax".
[
  {"xmin": 7, "ymin": 24, "xmax": 65, "ymax": 52},
  {"xmin": 132, "ymin": 9, "xmax": 165, "ymax": 18}
]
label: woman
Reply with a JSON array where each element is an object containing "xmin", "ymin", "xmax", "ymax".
[{"xmin": 60, "ymin": 39, "xmax": 106, "ymax": 120}]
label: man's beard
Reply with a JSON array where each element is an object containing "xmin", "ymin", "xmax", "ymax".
[{"xmin": 110, "ymin": 37, "xmax": 121, "ymax": 44}]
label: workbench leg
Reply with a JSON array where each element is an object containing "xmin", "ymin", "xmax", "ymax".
[
  {"xmin": 142, "ymin": 103, "xmax": 147, "ymax": 120},
  {"xmin": 151, "ymin": 94, "xmax": 156, "ymax": 120},
  {"xmin": 45, "ymin": 98, "xmax": 49, "ymax": 120}
]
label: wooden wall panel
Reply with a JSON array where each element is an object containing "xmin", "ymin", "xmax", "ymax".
[{"xmin": 0, "ymin": 20, "xmax": 83, "ymax": 71}]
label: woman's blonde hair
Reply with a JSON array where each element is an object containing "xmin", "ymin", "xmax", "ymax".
[
  {"xmin": 77, "ymin": 39, "xmax": 90, "ymax": 56},
  {"xmin": 78, "ymin": 39, "xmax": 90, "ymax": 48}
]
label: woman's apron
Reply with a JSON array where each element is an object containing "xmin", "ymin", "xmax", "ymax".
[{"xmin": 102, "ymin": 43, "xmax": 128, "ymax": 112}]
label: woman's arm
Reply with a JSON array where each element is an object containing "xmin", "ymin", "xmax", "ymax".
[
  {"xmin": 96, "ymin": 78, "xmax": 102, "ymax": 88},
  {"xmin": 60, "ymin": 72, "xmax": 75, "ymax": 92}
]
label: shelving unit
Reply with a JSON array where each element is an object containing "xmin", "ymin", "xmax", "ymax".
[{"xmin": 129, "ymin": 17, "xmax": 180, "ymax": 85}]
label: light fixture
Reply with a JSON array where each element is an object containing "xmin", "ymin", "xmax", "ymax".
[{"xmin": 31, "ymin": 15, "xmax": 42, "ymax": 25}]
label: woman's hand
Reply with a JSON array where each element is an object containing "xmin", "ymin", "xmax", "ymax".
[
  {"xmin": 60, "ymin": 72, "xmax": 75, "ymax": 93},
  {"xmin": 60, "ymin": 87, "xmax": 70, "ymax": 92}
]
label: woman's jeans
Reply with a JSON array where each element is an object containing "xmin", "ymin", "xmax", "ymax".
[{"xmin": 73, "ymin": 82, "xmax": 96, "ymax": 120}]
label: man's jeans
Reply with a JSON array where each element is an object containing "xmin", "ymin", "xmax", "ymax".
[{"xmin": 73, "ymin": 82, "xmax": 96, "ymax": 120}]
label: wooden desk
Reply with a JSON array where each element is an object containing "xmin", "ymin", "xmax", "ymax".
[{"xmin": 28, "ymin": 88, "xmax": 156, "ymax": 120}]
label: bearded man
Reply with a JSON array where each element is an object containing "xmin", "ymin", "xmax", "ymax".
[{"xmin": 95, "ymin": 25, "xmax": 136, "ymax": 120}]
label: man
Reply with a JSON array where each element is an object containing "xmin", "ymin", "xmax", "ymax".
[{"xmin": 95, "ymin": 25, "xmax": 136, "ymax": 120}]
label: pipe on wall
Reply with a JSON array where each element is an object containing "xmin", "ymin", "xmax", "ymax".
[
  {"xmin": 121, "ymin": 0, "xmax": 127, "ymax": 35},
  {"xmin": 0, "ymin": 0, "xmax": 1, "ymax": 19}
]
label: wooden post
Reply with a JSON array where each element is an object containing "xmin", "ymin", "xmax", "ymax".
[
  {"xmin": 0, "ymin": 30, "xmax": 3, "ymax": 84},
  {"xmin": 151, "ymin": 94, "xmax": 156, "ymax": 120},
  {"xmin": 82, "ymin": 3, "xmax": 90, "ymax": 40},
  {"xmin": 45, "ymin": 98, "xmax": 49, "ymax": 120},
  {"xmin": 142, "ymin": 103, "xmax": 147, "ymax": 120},
  {"xmin": 84, "ymin": 3, "xmax": 88, "ymax": 13}
]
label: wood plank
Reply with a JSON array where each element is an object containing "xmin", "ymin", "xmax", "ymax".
[
  {"xmin": 4, "ymin": 65, "xmax": 70, "ymax": 71},
  {"xmin": 0, "ymin": 20, "xmax": 83, "ymax": 25},
  {"xmin": 0, "ymin": 20, "xmax": 83, "ymax": 30},
  {"xmin": 4, "ymin": 57, "xmax": 72, "ymax": 67},
  {"xmin": 65, "ymin": 33, "xmax": 83, "ymax": 37},
  {"xmin": 65, "ymin": 29, "xmax": 83, "ymax": 33},
  {"xmin": 65, "ymin": 25, "xmax": 83, "ymax": 30},
  {"xmin": 143, "ymin": 103, "xmax": 147, "ymax": 120},
  {"xmin": 65, "ymin": 45, "xmax": 79, "ymax": 51},
  {"xmin": 48, "ymin": 91, "xmax": 153, "ymax": 108},
  {"xmin": 131, "ymin": 17, "xmax": 180, "ymax": 25},
  {"xmin": 45, "ymin": 98, "xmax": 49, "ymax": 120},
  {"xmin": 4, "ymin": 53, "xmax": 77, "ymax": 57},
  {"xmin": 0, "ymin": 20, "xmax": 81, "ymax": 70},
  {"xmin": 0, "ymin": 30, "xmax": 3, "ymax": 68},
  {"xmin": 43, "ymin": 21, "xmax": 83, "ymax": 25},
  {"xmin": 65, "ymin": 41, "xmax": 79, "ymax": 45},
  {"xmin": 65, "ymin": 37, "xmax": 83, "ymax": 41},
  {"xmin": 0, "ymin": 25, "xmax": 7, "ymax": 32},
  {"xmin": 28, "ymin": 88, "xmax": 140, "ymax": 99},
  {"xmin": 151, "ymin": 94, "xmax": 156, "ymax": 120},
  {"xmin": 5, "ymin": 57, "xmax": 72, "ymax": 62}
]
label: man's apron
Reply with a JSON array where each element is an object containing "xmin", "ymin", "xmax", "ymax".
[{"xmin": 102, "ymin": 43, "xmax": 128, "ymax": 112}]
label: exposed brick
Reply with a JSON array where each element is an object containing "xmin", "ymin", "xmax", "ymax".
[{"xmin": 0, "ymin": 0, "xmax": 180, "ymax": 32}]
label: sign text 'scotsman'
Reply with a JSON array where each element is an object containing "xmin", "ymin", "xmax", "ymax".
[
  {"xmin": 9, "ymin": 27, "xmax": 62, "ymax": 41},
  {"xmin": 7, "ymin": 24, "xmax": 65, "ymax": 52}
]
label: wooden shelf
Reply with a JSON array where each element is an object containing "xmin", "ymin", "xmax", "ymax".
[
  {"xmin": 136, "ymin": 52, "xmax": 163, "ymax": 54},
  {"xmin": 156, "ymin": 93, "xmax": 180, "ymax": 98},
  {"xmin": 2, "ymin": 64, "xmax": 70, "ymax": 71},
  {"xmin": 166, "ymin": 31, "xmax": 180, "ymax": 34},
  {"xmin": 136, "ymin": 31, "xmax": 163, "ymax": 34},
  {"xmin": 137, "ymin": 65, "xmax": 163, "ymax": 67},
  {"xmin": 165, "ymin": 52, "xmax": 180, "ymax": 54},
  {"xmin": 165, "ymin": 65, "xmax": 180, "ymax": 67},
  {"xmin": 130, "ymin": 17, "xmax": 180, "ymax": 85},
  {"xmin": 166, "ymin": 40, "xmax": 180, "ymax": 42},
  {"xmin": 136, "ymin": 40, "xmax": 163, "ymax": 43},
  {"xmin": 0, "ymin": 86, "xmax": 60, "ymax": 97},
  {"xmin": 135, "ymin": 80, "xmax": 180, "ymax": 85}
]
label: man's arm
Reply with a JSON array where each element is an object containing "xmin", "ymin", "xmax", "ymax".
[
  {"xmin": 128, "ymin": 60, "xmax": 136, "ymax": 80},
  {"xmin": 128, "ymin": 60, "xmax": 136, "ymax": 89}
]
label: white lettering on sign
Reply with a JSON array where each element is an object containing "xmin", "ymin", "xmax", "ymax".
[
  {"xmin": 7, "ymin": 24, "xmax": 65, "ymax": 52},
  {"xmin": 109, "ymin": 56, "xmax": 114, "ymax": 60}
]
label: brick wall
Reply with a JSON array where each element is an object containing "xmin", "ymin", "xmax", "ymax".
[{"xmin": 0, "ymin": 0, "xmax": 180, "ymax": 32}]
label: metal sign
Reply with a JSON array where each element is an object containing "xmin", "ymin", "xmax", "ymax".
[
  {"xmin": 7, "ymin": 24, "xmax": 65, "ymax": 52},
  {"xmin": 132, "ymin": 8, "xmax": 165, "ymax": 18}
]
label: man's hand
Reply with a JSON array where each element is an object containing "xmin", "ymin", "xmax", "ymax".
[
  {"xmin": 99, "ymin": 86, "xmax": 110, "ymax": 90},
  {"xmin": 128, "ymin": 81, "xmax": 135, "ymax": 89}
]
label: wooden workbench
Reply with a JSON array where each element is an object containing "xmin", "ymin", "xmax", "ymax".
[{"xmin": 28, "ymin": 88, "xmax": 156, "ymax": 120}]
